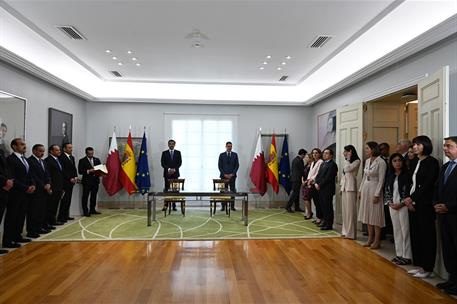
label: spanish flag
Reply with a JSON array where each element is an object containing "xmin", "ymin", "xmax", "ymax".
[
  {"xmin": 119, "ymin": 130, "xmax": 137, "ymax": 194},
  {"xmin": 266, "ymin": 133, "xmax": 279, "ymax": 193}
]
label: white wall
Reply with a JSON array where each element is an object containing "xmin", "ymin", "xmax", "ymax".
[
  {"xmin": 310, "ymin": 34, "xmax": 457, "ymax": 146},
  {"xmin": 85, "ymin": 102, "xmax": 311, "ymax": 203},
  {"xmin": 0, "ymin": 60, "xmax": 87, "ymax": 217}
]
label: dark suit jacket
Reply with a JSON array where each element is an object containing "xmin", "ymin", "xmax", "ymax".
[
  {"xmin": 59, "ymin": 153, "xmax": 77, "ymax": 187},
  {"xmin": 45, "ymin": 155, "xmax": 64, "ymax": 192},
  {"xmin": 27, "ymin": 156, "xmax": 50, "ymax": 195},
  {"xmin": 218, "ymin": 152, "xmax": 239, "ymax": 178},
  {"xmin": 7, "ymin": 153, "xmax": 34, "ymax": 193},
  {"xmin": 409, "ymin": 156, "xmax": 439, "ymax": 208},
  {"xmin": 434, "ymin": 160, "xmax": 457, "ymax": 213},
  {"xmin": 78, "ymin": 157, "xmax": 101, "ymax": 186},
  {"xmin": 161, "ymin": 150, "xmax": 182, "ymax": 178},
  {"xmin": 315, "ymin": 159, "xmax": 338, "ymax": 195},
  {"xmin": 0, "ymin": 154, "xmax": 12, "ymax": 199},
  {"xmin": 290, "ymin": 156, "xmax": 305, "ymax": 183}
]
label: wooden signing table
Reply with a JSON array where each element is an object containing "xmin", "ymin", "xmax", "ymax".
[{"xmin": 147, "ymin": 192, "xmax": 249, "ymax": 226}]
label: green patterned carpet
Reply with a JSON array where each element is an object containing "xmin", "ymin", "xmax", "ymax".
[{"xmin": 38, "ymin": 208, "xmax": 339, "ymax": 241}]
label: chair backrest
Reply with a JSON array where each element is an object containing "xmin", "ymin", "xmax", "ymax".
[
  {"xmin": 213, "ymin": 178, "xmax": 229, "ymax": 191},
  {"xmin": 167, "ymin": 179, "xmax": 185, "ymax": 191}
]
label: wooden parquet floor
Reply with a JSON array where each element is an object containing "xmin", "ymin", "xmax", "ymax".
[{"xmin": 0, "ymin": 238, "xmax": 455, "ymax": 303}]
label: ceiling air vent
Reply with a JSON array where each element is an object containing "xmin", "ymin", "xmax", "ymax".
[
  {"xmin": 56, "ymin": 25, "xmax": 86, "ymax": 40},
  {"xmin": 110, "ymin": 71, "xmax": 122, "ymax": 77},
  {"xmin": 309, "ymin": 35, "xmax": 332, "ymax": 48},
  {"xmin": 279, "ymin": 76, "xmax": 288, "ymax": 82}
]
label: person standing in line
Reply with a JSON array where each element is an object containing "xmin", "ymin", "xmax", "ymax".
[
  {"xmin": 403, "ymin": 135, "xmax": 439, "ymax": 278},
  {"xmin": 2, "ymin": 138, "xmax": 35, "ymax": 248},
  {"xmin": 27, "ymin": 144, "xmax": 52, "ymax": 238},
  {"xmin": 340, "ymin": 145, "xmax": 361, "ymax": 239},
  {"xmin": 45, "ymin": 145, "xmax": 64, "ymax": 229},
  {"xmin": 161, "ymin": 139, "xmax": 182, "ymax": 211},
  {"xmin": 314, "ymin": 148, "xmax": 338, "ymax": 231},
  {"xmin": 301, "ymin": 153, "xmax": 313, "ymax": 220},
  {"xmin": 78, "ymin": 147, "xmax": 102, "ymax": 216},
  {"xmin": 384, "ymin": 153, "xmax": 412, "ymax": 265},
  {"xmin": 59, "ymin": 143, "xmax": 77, "ymax": 223},
  {"xmin": 396, "ymin": 139, "xmax": 412, "ymax": 159},
  {"xmin": 358, "ymin": 141, "xmax": 387, "ymax": 250},
  {"xmin": 306, "ymin": 148, "xmax": 324, "ymax": 225},
  {"xmin": 285, "ymin": 149, "xmax": 307, "ymax": 213},
  {"xmin": 0, "ymin": 152, "xmax": 13, "ymax": 254},
  {"xmin": 434, "ymin": 136, "xmax": 457, "ymax": 295},
  {"xmin": 218, "ymin": 141, "xmax": 239, "ymax": 211}
]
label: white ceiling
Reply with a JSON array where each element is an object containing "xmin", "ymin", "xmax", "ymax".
[{"xmin": 0, "ymin": 0, "xmax": 456, "ymax": 104}]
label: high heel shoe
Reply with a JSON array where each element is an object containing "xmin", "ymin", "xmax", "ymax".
[{"xmin": 304, "ymin": 213, "xmax": 313, "ymax": 220}]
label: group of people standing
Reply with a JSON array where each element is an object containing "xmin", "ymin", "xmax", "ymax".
[
  {"xmin": 286, "ymin": 135, "xmax": 457, "ymax": 295},
  {"xmin": 0, "ymin": 139, "xmax": 102, "ymax": 254}
]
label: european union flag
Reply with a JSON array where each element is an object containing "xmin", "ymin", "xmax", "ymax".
[
  {"xmin": 279, "ymin": 136, "xmax": 291, "ymax": 195},
  {"xmin": 135, "ymin": 131, "xmax": 151, "ymax": 195}
]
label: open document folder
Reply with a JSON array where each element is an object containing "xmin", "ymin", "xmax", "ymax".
[{"xmin": 93, "ymin": 164, "xmax": 108, "ymax": 176}]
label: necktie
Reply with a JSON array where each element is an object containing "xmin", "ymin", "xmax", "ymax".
[
  {"xmin": 170, "ymin": 150, "xmax": 174, "ymax": 159},
  {"xmin": 444, "ymin": 160, "xmax": 456, "ymax": 184},
  {"xmin": 89, "ymin": 157, "xmax": 94, "ymax": 166},
  {"xmin": 228, "ymin": 152, "xmax": 231, "ymax": 158},
  {"xmin": 39, "ymin": 159, "xmax": 45, "ymax": 171},
  {"xmin": 21, "ymin": 155, "xmax": 29, "ymax": 172},
  {"xmin": 56, "ymin": 158, "xmax": 62, "ymax": 171}
]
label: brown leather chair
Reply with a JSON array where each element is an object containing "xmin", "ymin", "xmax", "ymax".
[
  {"xmin": 163, "ymin": 179, "xmax": 185, "ymax": 217},
  {"xmin": 209, "ymin": 179, "xmax": 234, "ymax": 217}
]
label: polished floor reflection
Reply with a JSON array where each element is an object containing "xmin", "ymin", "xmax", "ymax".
[{"xmin": 0, "ymin": 239, "xmax": 454, "ymax": 303}]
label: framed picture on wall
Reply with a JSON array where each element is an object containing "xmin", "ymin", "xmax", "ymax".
[
  {"xmin": 48, "ymin": 108, "xmax": 73, "ymax": 148},
  {"xmin": 0, "ymin": 90, "xmax": 26, "ymax": 157},
  {"xmin": 318, "ymin": 109, "xmax": 336, "ymax": 153},
  {"xmin": 109, "ymin": 137, "xmax": 143, "ymax": 162}
]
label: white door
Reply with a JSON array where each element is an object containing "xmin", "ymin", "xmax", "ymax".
[
  {"xmin": 335, "ymin": 103, "xmax": 364, "ymax": 224},
  {"xmin": 418, "ymin": 66, "xmax": 449, "ymax": 277},
  {"xmin": 418, "ymin": 66, "xmax": 449, "ymax": 162}
]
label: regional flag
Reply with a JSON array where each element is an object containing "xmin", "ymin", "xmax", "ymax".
[
  {"xmin": 135, "ymin": 131, "xmax": 151, "ymax": 195},
  {"xmin": 119, "ymin": 130, "xmax": 137, "ymax": 194},
  {"xmin": 102, "ymin": 131, "xmax": 122, "ymax": 196},
  {"xmin": 249, "ymin": 130, "xmax": 267, "ymax": 196},
  {"xmin": 279, "ymin": 136, "xmax": 291, "ymax": 195},
  {"xmin": 266, "ymin": 133, "xmax": 279, "ymax": 193}
]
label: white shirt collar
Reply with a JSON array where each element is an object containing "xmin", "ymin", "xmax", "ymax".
[{"xmin": 13, "ymin": 151, "xmax": 24, "ymax": 159}]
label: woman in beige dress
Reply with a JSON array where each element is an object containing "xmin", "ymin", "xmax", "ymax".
[
  {"xmin": 340, "ymin": 145, "xmax": 361, "ymax": 239},
  {"xmin": 358, "ymin": 141, "xmax": 387, "ymax": 249}
]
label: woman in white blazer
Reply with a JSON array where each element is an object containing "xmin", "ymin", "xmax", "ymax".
[{"xmin": 340, "ymin": 145, "xmax": 361, "ymax": 239}]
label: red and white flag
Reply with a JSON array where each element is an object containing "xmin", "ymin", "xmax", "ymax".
[
  {"xmin": 102, "ymin": 131, "xmax": 122, "ymax": 196},
  {"xmin": 250, "ymin": 130, "xmax": 267, "ymax": 196}
]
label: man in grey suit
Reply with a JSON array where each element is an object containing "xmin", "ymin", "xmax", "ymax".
[
  {"xmin": 218, "ymin": 141, "xmax": 239, "ymax": 211},
  {"xmin": 285, "ymin": 149, "xmax": 307, "ymax": 213}
]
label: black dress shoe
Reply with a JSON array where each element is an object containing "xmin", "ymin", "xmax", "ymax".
[
  {"xmin": 437, "ymin": 281, "xmax": 456, "ymax": 289},
  {"xmin": 54, "ymin": 221, "xmax": 65, "ymax": 226},
  {"xmin": 90, "ymin": 211, "xmax": 101, "ymax": 215},
  {"xmin": 172, "ymin": 208, "xmax": 178, "ymax": 211},
  {"xmin": 83, "ymin": 213, "xmax": 91, "ymax": 217},
  {"xmin": 47, "ymin": 225, "xmax": 56, "ymax": 230},
  {"xmin": 231, "ymin": 207, "xmax": 237, "ymax": 211},
  {"xmin": 67, "ymin": 217, "xmax": 75, "ymax": 220},
  {"xmin": 2, "ymin": 242, "xmax": 20, "ymax": 248},
  {"xmin": 16, "ymin": 238, "xmax": 31, "ymax": 243},
  {"xmin": 26, "ymin": 233, "xmax": 40, "ymax": 238},
  {"xmin": 39, "ymin": 229, "xmax": 51, "ymax": 234},
  {"xmin": 320, "ymin": 226, "xmax": 333, "ymax": 231},
  {"xmin": 285, "ymin": 208, "xmax": 294, "ymax": 213},
  {"xmin": 220, "ymin": 207, "xmax": 226, "ymax": 211},
  {"xmin": 444, "ymin": 285, "xmax": 457, "ymax": 295},
  {"xmin": 0, "ymin": 249, "xmax": 9, "ymax": 254}
]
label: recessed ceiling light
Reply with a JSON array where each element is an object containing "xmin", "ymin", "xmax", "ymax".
[
  {"xmin": 285, "ymin": 56, "xmax": 291, "ymax": 60},
  {"xmin": 112, "ymin": 56, "xmax": 117, "ymax": 60},
  {"xmin": 118, "ymin": 62, "xmax": 123, "ymax": 66},
  {"xmin": 262, "ymin": 61, "xmax": 268, "ymax": 65},
  {"xmin": 259, "ymin": 66, "xmax": 265, "ymax": 70},
  {"xmin": 132, "ymin": 57, "xmax": 137, "ymax": 61},
  {"xmin": 192, "ymin": 42, "xmax": 204, "ymax": 48},
  {"xmin": 277, "ymin": 67, "xmax": 282, "ymax": 70},
  {"xmin": 136, "ymin": 63, "xmax": 141, "ymax": 66},
  {"xmin": 127, "ymin": 50, "xmax": 133, "ymax": 54},
  {"xmin": 266, "ymin": 55, "xmax": 271, "ymax": 59},
  {"xmin": 281, "ymin": 62, "xmax": 286, "ymax": 65},
  {"xmin": 105, "ymin": 49, "xmax": 111, "ymax": 53}
]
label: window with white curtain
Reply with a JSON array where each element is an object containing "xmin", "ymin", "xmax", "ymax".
[{"xmin": 164, "ymin": 114, "xmax": 237, "ymax": 191}]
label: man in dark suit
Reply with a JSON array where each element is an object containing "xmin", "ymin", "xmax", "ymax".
[
  {"xmin": 45, "ymin": 145, "xmax": 64, "ymax": 229},
  {"xmin": 161, "ymin": 139, "xmax": 182, "ymax": 211},
  {"xmin": 314, "ymin": 148, "xmax": 338, "ymax": 230},
  {"xmin": 285, "ymin": 149, "xmax": 307, "ymax": 213},
  {"xmin": 78, "ymin": 147, "xmax": 101, "ymax": 216},
  {"xmin": 27, "ymin": 144, "xmax": 52, "ymax": 237},
  {"xmin": 434, "ymin": 136, "xmax": 457, "ymax": 295},
  {"xmin": 59, "ymin": 143, "xmax": 77, "ymax": 223},
  {"xmin": 0, "ymin": 152, "xmax": 14, "ymax": 254},
  {"xmin": 218, "ymin": 141, "xmax": 239, "ymax": 211},
  {"xmin": 2, "ymin": 138, "xmax": 35, "ymax": 248}
]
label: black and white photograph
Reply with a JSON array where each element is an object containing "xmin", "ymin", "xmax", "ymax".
[
  {"xmin": 48, "ymin": 108, "xmax": 72, "ymax": 148},
  {"xmin": 0, "ymin": 91, "xmax": 26, "ymax": 157}
]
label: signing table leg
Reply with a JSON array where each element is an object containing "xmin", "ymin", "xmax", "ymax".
[{"xmin": 147, "ymin": 194, "xmax": 151, "ymax": 227}]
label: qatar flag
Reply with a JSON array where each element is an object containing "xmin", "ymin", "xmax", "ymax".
[
  {"xmin": 249, "ymin": 130, "xmax": 267, "ymax": 196},
  {"xmin": 102, "ymin": 131, "xmax": 122, "ymax": 196}
]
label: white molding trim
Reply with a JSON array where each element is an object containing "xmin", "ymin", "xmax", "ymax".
[
  {"xmin": 361, "ymin": 74, "xmax": 425, "ymax": 103},
  {"xmin": 304, "ymin": 15, "xmax": 457, "ymax": 106}
]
